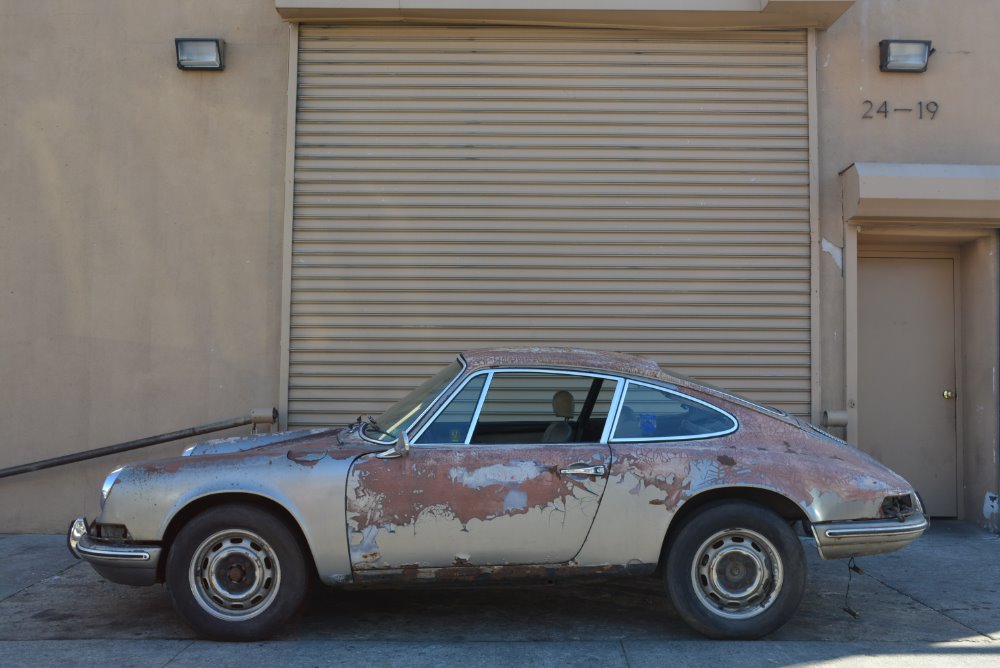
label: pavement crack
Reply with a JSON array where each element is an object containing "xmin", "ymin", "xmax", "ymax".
[
  {"xmin": 0, "ymin": 561, "xmax": 83, "ymax": 605},
  {"xmin": 619, "ymin": 639, "xmax": 633, "ymax": 668},
  {"xmin": 862, "ymin": 571, "xmax": 992, "ymax": 640},
  {"xmin": 161, "ymin": 640, "xmax": 195, "ymax": 667}
]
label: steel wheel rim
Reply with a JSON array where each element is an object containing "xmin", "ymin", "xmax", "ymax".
[
  {"xmin": 189, "ymin": 529, "xmax": 281, "ymax": 621},
  {"xmin": 691, "ymin": 528, "xmax": 783, "ymax": 619}
]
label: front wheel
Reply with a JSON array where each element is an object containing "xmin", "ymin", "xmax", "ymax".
[
  {"xmin": 166, "ymin": 504, "xmax": 308, "ymax": 641},
  {"xmin": 665, "ymin": 501, "xmax": 806, "ymax": 639}
]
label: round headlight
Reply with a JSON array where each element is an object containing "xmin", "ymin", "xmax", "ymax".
[{"xmin": 100, "ymin": 466, "xmax": 124, "ymax": 509}]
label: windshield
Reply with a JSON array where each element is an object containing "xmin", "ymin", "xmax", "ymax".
[{"xmin": 363, "ymin": 360, "xmax": 464, "ymax": 444}]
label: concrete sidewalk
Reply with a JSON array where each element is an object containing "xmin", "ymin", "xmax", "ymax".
[{"xmin": 0, "ymin": 521, "xmax": 998, "ymax": 666}]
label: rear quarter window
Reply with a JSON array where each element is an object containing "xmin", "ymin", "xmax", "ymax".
[{"xmin": 610, "ymin": 381, "xmax": 738, "ymax": 442}]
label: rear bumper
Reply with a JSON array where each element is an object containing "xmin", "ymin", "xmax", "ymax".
[
  {"xmin": 67, "ymin": 517, "xmax": 162, "ymax": 586},
  {"xmin": 811, "ymin": 513, "xmax": 928, "ymax": 560}
]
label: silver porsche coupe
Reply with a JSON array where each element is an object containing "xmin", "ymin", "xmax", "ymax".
[{"xmin": 68, "ymin": 348, "xmax": 927, "ymax": 641}]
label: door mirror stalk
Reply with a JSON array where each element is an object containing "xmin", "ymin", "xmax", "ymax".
[{"xmin": 376, "ymin": 431, "xmax": 411, "ymax": 459}]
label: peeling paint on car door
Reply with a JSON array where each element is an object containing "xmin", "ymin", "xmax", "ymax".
[{"xmin": 347, "ymin": 443, "xmax": 611, "ymax": 569}]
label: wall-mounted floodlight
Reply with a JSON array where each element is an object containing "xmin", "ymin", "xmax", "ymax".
[
  {"xmin": 175, "ymin": 38, "xmax": 225, "ymax": 71},
  {"xmin": 879, "ymin": 40, "xmax": 933, "ymax": 73}
]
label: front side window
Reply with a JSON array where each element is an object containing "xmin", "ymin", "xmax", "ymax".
[
  {"xmin": 416, "ymin": 370, "xmax": 618, "ymax": 445},
  {"xmin": 610, "ymin": 381, "xmax": 737, "ymax": 442},
  {"xmin": 414, "ymin": 374, "xmax": 487, "ymax": 444}
]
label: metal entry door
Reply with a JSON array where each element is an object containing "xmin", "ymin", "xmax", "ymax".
[{"xmin": 858, "ymin": 255, "xmax": 958, "ymax": 516}]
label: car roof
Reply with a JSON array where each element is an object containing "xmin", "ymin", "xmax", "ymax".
[
  {"xmin": 460, "ymin": 347, "xmax": 667, "ymax": 381},
  {"xmin": 459, "ymin": 347, "xmax": 798, "ymax": 426}
]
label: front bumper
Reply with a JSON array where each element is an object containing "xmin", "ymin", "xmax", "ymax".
[
  {"xmin": 812, "ymin": 512, "xmax": 929, "ymax": 560},
  {"xmin": 67, "ymin": 517, "xmax": 162, "ymax": 586}
]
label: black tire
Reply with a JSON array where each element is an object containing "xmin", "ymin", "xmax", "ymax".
[
  {"xmin": 665, "ymin": 500, "xmax": 806, "ymax": 639},
  {"xmin": 166, "ymin": 504, "xmax": 308, "ymax": 641}
]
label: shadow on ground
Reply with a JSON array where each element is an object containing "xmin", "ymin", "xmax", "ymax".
[{"xmin": 0, "ymin": 521, "xmax": 997, "ymax": 646}]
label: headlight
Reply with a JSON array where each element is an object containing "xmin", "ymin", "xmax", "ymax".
[
  {"xmin": 100, "ymin": 466, "xmax": 124, "ymax": 509},
  {"xmin": 182, "ymin": 445, "xmax": 197, "ymax": 457}
]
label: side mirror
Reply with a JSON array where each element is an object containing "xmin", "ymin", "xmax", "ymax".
[{"xmin": 376, "ymin": 431, "xmax": 411, "ymax": 459}]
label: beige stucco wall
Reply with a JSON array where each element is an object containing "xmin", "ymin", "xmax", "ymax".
[
  {"xmin": 816, "ymin": 0, "xmax": 1000, "ymax": 521},
  {"xmin": 0, "ymin": 1, "xmax": 289, "ymax": 531},
  {"xmin": 3, "ymin": 0, "xmax": 999, "ymax": 531},
  {"xmin": 960, "ymin": 236, "xmax": 1000, "ymax": 528},
  {"xmin": 816, "ymin": 0, "xmax": 1000, "ymax": 414}
]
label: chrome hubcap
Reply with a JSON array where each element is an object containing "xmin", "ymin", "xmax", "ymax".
[
  {"xmin": 691, "ymin": 528, "xmax": 783, "ymax": 619},
  {"xmin": 189, "ymin": 529, "xmax": 280, "ymax": 621}
]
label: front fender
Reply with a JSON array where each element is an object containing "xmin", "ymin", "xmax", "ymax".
[{"xmin": 99, "ymin": 449, "xmax": 360, "ymax": 584}]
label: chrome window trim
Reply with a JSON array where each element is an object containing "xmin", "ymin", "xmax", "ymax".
[
  {"xmin": 361, "ymin": 356, "xmax": 468, "ymax": 446},
  {"xmin": 599, "ymin": 376, "xmax": 627, "ymax": 444},
  {"xmin": 412, "ymin": 367, "xmax": 622, "ymax": 446},
  {"xmin": 806, "ymin": 422, "xmax": 849, "ymax": 446},
  {"xmin": 411, "ymin": 370, "xmax": 492, "ymax": 445},
  {"xmin": 463, "ymin": 371, "xmax": 494, "ymax": 444},
  {"xmin": 474, "ymin": 367, "xmax": 621, "ymax": 382},
  {"xmin": 658, "ymin": 369, "xmax": 789, "ymax": 419},
  {"xmin": 608, "ymin": 379, "xmax": 739, "ymax": 443},
  {"xmin": 694, "ymin": 385, "xmax": 789, "ymax": 420}
]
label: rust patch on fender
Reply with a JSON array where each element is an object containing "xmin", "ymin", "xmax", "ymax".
[{"xmin": 608, "ymin": 387, "xmax": 912, "ymax": 521}]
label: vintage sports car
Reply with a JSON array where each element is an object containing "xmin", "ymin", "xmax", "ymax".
[{"xmin": 68, "ymin": 348, "xmax": 927, "ymax": 640}]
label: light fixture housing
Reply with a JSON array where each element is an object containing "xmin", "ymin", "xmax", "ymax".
[
  {"xmin": 879, "ymin": 39, "xmax": 933, "ymax": 73},
  {"xmin": 175, "ymin": 38, "xmax": 225, "ymax": 71}
]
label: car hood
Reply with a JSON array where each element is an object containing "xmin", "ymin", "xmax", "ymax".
[{"xmin": 182, "ymin": 428, "xmax": 338, "ymax": 457}]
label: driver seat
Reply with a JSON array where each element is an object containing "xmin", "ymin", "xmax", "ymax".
[{"xmin": 542, "ymin": 390, "xmax": 575, "ymax": 443}]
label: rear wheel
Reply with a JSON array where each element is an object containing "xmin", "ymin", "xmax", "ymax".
[
  {"xmin": 166, "ymin": 504, "xmax": 308, "ymax": 641},
  {"xmin": 665, "ymin": 501, "xmax": 805, "ymax": 639}
]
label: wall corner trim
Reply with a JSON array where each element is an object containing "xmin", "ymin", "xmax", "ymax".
[
  {"xmin": 841, "ymin": 162, "xmax": 1000, "ymax": 226},
  {"xmin": 274, "ymin": 1, "xmax": 855, "ymax": 29}
]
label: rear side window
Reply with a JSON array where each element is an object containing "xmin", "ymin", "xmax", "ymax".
[{"xmin": 611, "ymin": 381, "xmax": 737, "ymax": 442}]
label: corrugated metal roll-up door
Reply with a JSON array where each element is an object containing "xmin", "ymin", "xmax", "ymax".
[{"xmin": 289, "ymin": 25, "xmax": 811, "ymax": 427}]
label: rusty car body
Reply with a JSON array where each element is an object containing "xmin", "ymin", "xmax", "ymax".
[{"xmin": 68, "ymin": 347, "xmax": 927, "ymax": 640}]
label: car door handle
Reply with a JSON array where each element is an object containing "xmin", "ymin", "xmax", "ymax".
[{"xmin": 558, "ymin": 465, "xmax": 607, "ymax": 477}]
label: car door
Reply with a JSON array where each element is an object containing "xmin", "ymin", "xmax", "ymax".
[{"xmin": 347, "ymin": 370, "xmax": 617, "ymax": 570}]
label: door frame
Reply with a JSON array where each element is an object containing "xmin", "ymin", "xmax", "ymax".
[{"xmin": 847, "ymin": 237, "xmax": 964, "ymax": 517}]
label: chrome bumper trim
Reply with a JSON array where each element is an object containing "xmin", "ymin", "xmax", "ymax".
[
  {"xmin": 824, "ymin": 517, "xmax": 928, "ymax": 538},
  {"xmin": 812, "ymin": 514, "xmax": 929, "ymax": 560},
  {"xmin": 67, "ymin": 517, "xmax": 162, "ymax": 585},
  {"xmin": 77, "ymin": 542, "xmax": 153, "ymax": 561}
]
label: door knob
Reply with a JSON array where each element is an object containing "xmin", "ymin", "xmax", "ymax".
[{"xmin": 942, "ymin": 390, "xmax": 955, "ymax": 400}]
